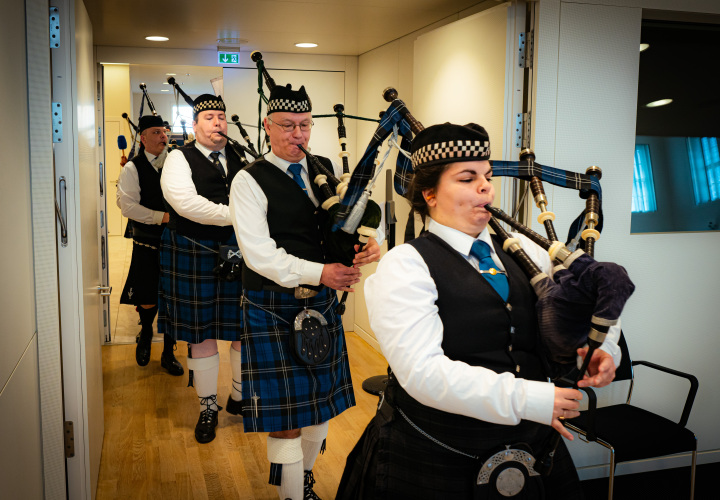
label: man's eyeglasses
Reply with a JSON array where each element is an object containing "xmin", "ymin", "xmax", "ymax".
[{"xmin": 268, "ymin": 118, "xmax": 314, "ymax": 133}]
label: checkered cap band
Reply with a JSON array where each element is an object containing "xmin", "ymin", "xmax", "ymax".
[
  {"xmin": 411, "ymin": 140, "xmax": 491, "ymax": 169},
  {"xmin": 267, "ymin": 98, "xmax": 311, "ymax": 113},
  {"xmin": 193, "ymin": 99, "xmax": 226, "ymax": 115}
]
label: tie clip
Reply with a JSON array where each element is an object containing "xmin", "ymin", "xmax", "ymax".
[{"xmin": 480, "ymin": 268, "xmax": 506, "ymax": 276}]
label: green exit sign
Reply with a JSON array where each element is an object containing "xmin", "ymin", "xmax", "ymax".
[{"xmin": 218, "ymin": 51, "xmax": 240, "ymax": 64}]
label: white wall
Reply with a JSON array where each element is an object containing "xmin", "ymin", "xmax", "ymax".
[
  {"xmin": 0, "ymin": 0, "xmax": 45, "ymax": 497},
  {"xmin": 353, "ymin": 2, "xmax": 499, "ymax": 346},
  {"xmin": 535, "ymin": 0, "xmax": 720, "ymax": 476}
]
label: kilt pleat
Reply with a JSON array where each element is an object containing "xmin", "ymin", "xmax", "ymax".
[
  {"xmin": 240, "ymin": 287, "xmax": 355, "ymax": 433},
  {"xmin": 157, "ymin": 228, "xmax": 243, "ymax": 343}
]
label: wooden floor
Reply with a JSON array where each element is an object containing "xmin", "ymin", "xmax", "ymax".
[
  {"xmin": 98, "ymin": 332, "xmax": 387, "ymax": 499},
  {"xmin": 99, "ymin": 234, "xmax": 387, "ymax": 498}
]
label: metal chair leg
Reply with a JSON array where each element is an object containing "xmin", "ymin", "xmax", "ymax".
[
  {"xmin": 690, "ymin": 449, "xmax": 697, "ymax": 500},
  {"xmin": 608, "ymin": 447, "xmax": 616, "ymax": 500}
]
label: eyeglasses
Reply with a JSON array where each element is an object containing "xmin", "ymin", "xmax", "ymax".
[{"xmin": 268, "ymin": 118, "xmax": 314, "ymax": 133}]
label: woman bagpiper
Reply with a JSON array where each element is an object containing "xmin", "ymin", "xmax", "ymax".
[{"xmin": 337, "ymin": 123, "xmax": 620, "ymax": 499}]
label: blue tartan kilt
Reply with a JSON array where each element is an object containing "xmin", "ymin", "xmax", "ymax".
[
  {"xmin": 157, "ymin": 228, "xmax": 243, "ymax": 344},
  {"xmin": 241, "ymin": 286, "xmax": 356, "ymax": 433}
]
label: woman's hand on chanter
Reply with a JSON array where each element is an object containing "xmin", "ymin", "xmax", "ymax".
[{"xmin": 552, "ymin": 387, "xmax": 582, "ymax": 440}]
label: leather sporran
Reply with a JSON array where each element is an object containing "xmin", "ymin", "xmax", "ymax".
[
  {"xmin": 474, "ymin": 444, "xmax": 545, "ymax": 499},
  {"xmin": 291, "ymin": 308, "xmax": 333, "ymax": 366}
]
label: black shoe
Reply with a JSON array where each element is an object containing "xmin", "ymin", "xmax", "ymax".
[
  {"xmin": 304, "ymin": 470, "xmax": 321, "ymax": 500},
  {"xmin": 135, "ymin": 331, "xmax": 152, "ymax": 367},
  {"xmin": 194, "ymin": 407, "xmax": 220, "ymax": 444},
  {"xmin": 225, "ymin": 395, "xmax": 243, "ymax": 416},
  {"xmin": 161, "ymin": 351, "xmax": 184, "ymax": 376}
]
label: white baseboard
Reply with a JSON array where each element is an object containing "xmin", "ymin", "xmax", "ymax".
[
  {"xmin": 577, "ymin": 449, "xmax": 720, "ymax": 480},
  {"xmin": 351, "ymin": 325, "xmax": 382, "ymax": 353}
]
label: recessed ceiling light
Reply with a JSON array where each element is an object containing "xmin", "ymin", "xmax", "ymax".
[
  {"xmin": 295, "ymin": 42, "xmax": 318, "ymax": 48},
  {"xmin": 640, "ymin": 43, "xmax": 650, "ymax": 52},
  {"xmin": 166, "ymin": 73, "xmax": 176, "ymax": 76},
  {"xmin": 161, "ymin": 89, "xmax": 170, "ymax": 92},
  {"xmin": 162, "ymin": 82, "xmax": 169, "ymax": 85},
  {"xmin": 645, "ymin": 98, "xmax": 672, "ymax": 108},
  {"xmin": 145, "ymin": 36, "xmax": 169, "ymax": 42}
]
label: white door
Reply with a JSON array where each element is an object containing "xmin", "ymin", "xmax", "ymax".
[{"xmin": 52, "ymin": 0, "xmax": 105, "ymax": 498}]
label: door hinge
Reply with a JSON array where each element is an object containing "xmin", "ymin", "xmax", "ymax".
[
  {"xmin": 518, "ymin": 31, "xmax": 534, "ymax": 69},
  {"xmin": 52, "ymin": 102, "xmax": 63, "ymax": 143},
  {"xmin": 64, "ymin": 421, "xmax": 75, "ymax": 458},
  {"xmin": 50, "ymin": 7, "xmax": 60, "ymax": 49},
  {"xmin": 514, "ymin": 112, "xmax": 532, "ymax": 150},
  {"xmin": 522, "ymin": 112, "xmax": 532, "ymax": 151}
]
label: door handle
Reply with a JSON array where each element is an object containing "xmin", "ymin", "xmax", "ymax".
[
  {"xmin": 56, "ymin": 176, "xmax": 68, "ymax": 246},
  {"xmin": 96, "ymin": 286, "xmax": 112, "ymax": 296}
]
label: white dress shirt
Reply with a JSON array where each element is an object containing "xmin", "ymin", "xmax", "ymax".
[
  {"xmin": 229, "ymin": 151, "xmax": 384, "ymax": 288},
  {"xmin": 160, "ymin": 142, "xmax": 232, "ymax": 226},
  {"xmin": 364, "ymin": 217, "xmax": 621, "ymax": 427},
  {"xmin": 116, "ymin": 149, "xmax": 167, "ymax": 225}
]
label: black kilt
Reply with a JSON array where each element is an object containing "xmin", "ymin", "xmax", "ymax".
[
  {"xmin": 120, "ymin": 240, "xmax": 160, "ymax": 305},
  {"xmin": 337, "ymin": 389, "xmax": 584, "ymax": 500}
]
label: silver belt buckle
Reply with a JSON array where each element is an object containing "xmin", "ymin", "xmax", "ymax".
[{"xmin": 294, "ymin": 286, "xmax": 319, "ymax": 299}]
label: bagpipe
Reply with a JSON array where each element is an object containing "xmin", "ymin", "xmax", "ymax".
[
  {"xmin": 252, "ymin": 51, "xmax": 384, "ymax": 314},
  {"xmin": 374, "ymin": 87, "xmax": 635, "ymax": 477}
]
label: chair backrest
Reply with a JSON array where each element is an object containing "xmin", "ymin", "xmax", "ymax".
[{"xmin": 614, "ymin": 331, "xmax": 636, "ymax": 404}]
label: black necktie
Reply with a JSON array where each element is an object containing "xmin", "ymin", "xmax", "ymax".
[{"xmin": 209, "ymin": 151, "xmax": 225, "ymax": 178}]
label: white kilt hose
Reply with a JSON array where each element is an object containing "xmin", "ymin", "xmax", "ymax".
[{"xmin": 240, "ymin": 286, "xmax": 355, "ymax": 433}]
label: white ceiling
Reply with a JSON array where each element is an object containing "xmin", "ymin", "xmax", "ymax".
[
  {"xmin": 85, "ymin": 0, "xmax": 491, "ymax": 55},
  {"xmin": 87, "ymin": 0, "xmax": 498, "ymax": 96}
]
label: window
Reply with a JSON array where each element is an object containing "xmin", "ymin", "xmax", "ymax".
[
  {"xmin": 688, "ymin": 137, "xmax": 720, "ymax": 204},
  {"xmin": 171, "ymin": 105, "xmax": 193, "ymax": 134},
  {"xmin": 632, "ymin": 144, "xmax": 657, "ymax": 213}
]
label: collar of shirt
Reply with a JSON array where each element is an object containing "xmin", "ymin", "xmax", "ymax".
[
  {"xmin": 427, "ymin": 218, "xmax": 503, "ymax": 269},
  {"xmin": 264, "ymin": 150, "xmax": 307, "ymax": 176},
  {"xmin": 144, "ymin": 149, "xmax": 166, "ymax": 171},
  {"xmin": 194, "ymin": 141, "xmax": 226, "ymax": 162}
]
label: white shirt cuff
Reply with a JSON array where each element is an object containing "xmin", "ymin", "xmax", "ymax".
[{"xmin": 522, "ymin": 379, "xmax": 556, "ymax": 426}]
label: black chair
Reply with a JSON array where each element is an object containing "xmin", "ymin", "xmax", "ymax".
[{"xmin": 562, "ymin": 333, "xmax": 699, "ymax": 500}]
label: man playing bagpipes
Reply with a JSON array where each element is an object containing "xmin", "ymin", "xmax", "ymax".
[
  {"xmin": 116, "ymin": 114, "xmax": 183, "ymax": 377},
  {"xmin": 229, "ymin": 83, "xmax": 381, "ymax": 500},
  {"xmin": 158, "ymin": 94, "xmax": 248, "ymax": 444}
]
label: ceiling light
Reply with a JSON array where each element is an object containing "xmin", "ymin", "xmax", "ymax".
[
  {"xmin": 145, "ymin": 36, "xmax": 169, "ymax": 42},
  {"xmin": 166, "ymin": 73, "xmax": 176, "ymax": 76},
  {"xmin": 295, "ymin": 42, "xmax": 318, "ymax": 48},
  {"xmin": 161, "ymin": 89, "xmax": 170, "ymax": 92},
  {"xmin": 640, "ymin": 43, "xmax": 650, "ymax": 52},
  {"xmin": 162, "ymin": 82, "xmax": 169, "ymax": 85},
  {"xmin": 645, "ymin": 98, "xmax": 673, "ymax": 108}
]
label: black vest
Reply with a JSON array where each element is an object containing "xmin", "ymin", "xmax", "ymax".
[
  {"xmin": 130, "ymin": 151, "xmax": 165, "ymax": 244},
  {"xmin": 389, "ymin": 232, "xmax": 547, "ymax": 428},
  {"xmin": 167, "ymin": 144, "xmax": 243, "ymax": 240},
  {"xmin": 242, "ymin": 157, "xmax": 331, "ymax": 290}
]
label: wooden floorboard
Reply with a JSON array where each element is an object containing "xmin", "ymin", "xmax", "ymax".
[{"xmin": 97, "ymin": 331, "xmax": 388, "ymax": 499}]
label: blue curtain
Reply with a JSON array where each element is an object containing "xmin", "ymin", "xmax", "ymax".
[
  {"xmin": 688, "ymin": 137, "xmax": 720, "ymax": 204},
  {"xmin": 632, "ymin": 144, "xmax": 657, "ymax": 213}
]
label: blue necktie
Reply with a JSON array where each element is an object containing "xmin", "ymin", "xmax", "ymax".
[
  {"xmin": 288, "ymin": 163, "xmax": 308, "ymax": 196},
  {"xmin": 470, "ymin": 240, "xmax": 509, "ymax": 301}
]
